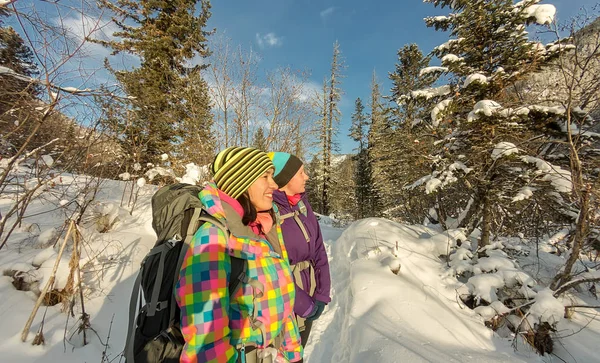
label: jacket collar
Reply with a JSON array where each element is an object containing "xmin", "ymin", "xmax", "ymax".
[
  {"xmin": 273, "ymin": 189, "xmax": 305, "ymax": 208},
  {"xmin": 200, "ymin": 182, "xmax": 282, "ymax": 258}
]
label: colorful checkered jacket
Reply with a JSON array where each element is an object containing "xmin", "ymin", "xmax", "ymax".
[{"xmin": 175, "ymin": 182, "xmax": 303, "ymax": 363}]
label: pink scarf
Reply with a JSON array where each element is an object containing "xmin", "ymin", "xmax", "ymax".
[{"xmin": 286, "ymin": 193, "xmax": 302, "ymax": 206}]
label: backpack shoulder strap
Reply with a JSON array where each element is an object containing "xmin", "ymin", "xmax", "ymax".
[
  {"xmin": 229, "ymin": 256, "xmax": 247, "ymax": 296},
  {"xmin": 124, "ymin": 264, "xmax": 143, "ymax": 363},
  {"xmin": 298, "ymin": 200, "xmax": 307, "ymax": 216}
]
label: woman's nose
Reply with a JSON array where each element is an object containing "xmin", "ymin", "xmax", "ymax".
[{"xmin": 268, "ymin": 176, "xmax": 278, "ymax": 189}]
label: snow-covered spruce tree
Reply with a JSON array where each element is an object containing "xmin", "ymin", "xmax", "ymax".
[
  {"xmin": 405, "ymin": 1, "xmax": 600, "ymax": 353},
  {"xmin": 349, "ymin": 97, "xmax": 371, "ymax": 219},
  {"xmin": 386, "ymin": 44, "xmax": 442, "ymax": 223},
  {"xmin": 405, "ymin": 0, "xmax": 576, "ymax": 249},
  {"xmin": 95, "ymin": 0, "xmax": 215, "ymax": 170}
]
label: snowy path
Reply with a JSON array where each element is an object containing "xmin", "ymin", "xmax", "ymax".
[{"xmin": 305, "ymin": 218, "xmax": 543, "ymax": 363}]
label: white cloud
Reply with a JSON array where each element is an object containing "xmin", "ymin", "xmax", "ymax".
[
  {"xmin": 320, "ymin": 6, "xmax": 336, "ymax": 19},
  {"xmin": 255, "ymin": 32, "xmax": 283, "ymax": 49},
  {"xmin": 54, "ymin": 14, "xmax": 119, "ymax": 57},
  {"xmin": 296, "ymin": 80, "xmax": 322, "ymax": 103}
]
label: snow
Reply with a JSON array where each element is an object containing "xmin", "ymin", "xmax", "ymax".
[
  {"xmin": 118, "ymin": 172, "xmax": 131, "ymax": 181},
  {"xmin": 0, "ymin": 65, "xmax": 31, "ymax": 82},
  {"xmin": 435, "ymin": 38, "xmax": 463, "ymax": 52},
  {"xmin": 468, "ymin": 100, "xmax": 502, "ymax": 121},
  {"xmin": 474, "ymin": 256, "xmax": 515, "ymax": 273},
  {"xmin": 527, "ymin": 289, "xmax": 564, "ymax": 325},
  {"xmin": 474, "ymin": 100, "xmax": 502, "ymax": 116},
  {"xmin": 41, "ymin": 155, "xmax": 54, "ymax": 168},
  {"xmin": 547, "ymin": 43, "xmax": 576, "ymax": 52},
  {"xmin": 468, "ymin": 273, "xmax": 506, "ymax": 303},
  {"xmin": 145, "ymin": 166, "xmax": 175, "ymax": 181},
  {"xmin": 492, "ymin": 142, "xmax": 519, "ymax": 160},
  {"xmin": 308, "ymin": 218, "xmax": 546, "ymax": 363},
  {"xmin": 528, "ymin": 104, "xmax": 566, "ymax": 115},
  {"xmin": 431, "ymin": 99, "xmax": 452, "ymax": 127},
  {"xmin": 179, "ymin": 163, "xmax": 209, "ymax": 185},
  {"xmin": 512, "ymin": 186, "xmax": 536, "ymax": 202},
  {"xmin": 520, "ymin": 156, "xmax": 572, "ymax": 193},
  {"xmin": 425, "ymin": 177, "xmax": 442, "ymax": 194},
  {"xmin": 464, "ymin": 73, "xmax": 489, "ymax": 88},
  {"xmin": 1, "ymin": 172, "xmax": 600, "ymax": 363},
  {"xmin": 441, "ymin": 53, "xmax": 462, "ymax": 64},
  {"xmin": 32, "ymin": 248, "xmax": 57, "ymax": 268},
  {"xmin": 410, "ymin": 85, "xmax": 452, "ymax": 100},
  {"xmin": 419, "ymin": 66, "xmax": 448, "ymax": 76},
  {"xmin": 449, "ymin": 161, "xmax": 472, "ymax": 174},
  {"xmin": 36, "ymin": 228, "xmax": 57, "ymax": 247},
  {"xmin": 474, "ymin": 301, "xmax": 510, "ymax": 320},
  {"xmin": 60, "ymin": 86, "xmax": 92, "ymax": 93},
  {"xmin": 136, "ymin": 177, "xmax": 146, "ymax": 188},
  {"xmin": 523, "ymin": 4, "xmax": 556, "ymax": 25}
]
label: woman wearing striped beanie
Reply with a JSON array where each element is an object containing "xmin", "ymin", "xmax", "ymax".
[
  {"xmin": 268, "ymin": 152, "xmax": 331, "ymax": 350},
  {"xmin": 176, "ymin": 147, "xmax": 303, "ymax": 363}
]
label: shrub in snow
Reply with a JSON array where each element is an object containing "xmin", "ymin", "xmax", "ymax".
[
  {"xmin": 36, "ymin": 227, "xmax": 58, "ymax": 248},
  {"xmin": 85, "ymin": 202, "xmax": 129, "ymax": 233},
  {"xmin": 3, "ymin": 263, "xmax": 42, "ymax": 293},
  {"xmin": 389, "ymin": 258, "xmax": 402, "ymax": 275}
]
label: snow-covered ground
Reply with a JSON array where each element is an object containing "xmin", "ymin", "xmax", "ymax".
[
  {"xmin": 0, "ymin": 176, "xmax": 599, "ymax": 362},
  {"xmin": 306, "ymin": 218, "xmax": 600, "ymax": 363}
]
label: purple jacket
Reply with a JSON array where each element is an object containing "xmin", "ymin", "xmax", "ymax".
[{"xmin": 273, "ymin": 190, "xmax": 332, "ymax": 317}]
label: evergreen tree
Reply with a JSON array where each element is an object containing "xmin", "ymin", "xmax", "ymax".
[
  {"xmin": 349, "ymin": 97, "xmax": 370, "ymax": 219},
  {"xmin": 305, "ymin": 154, "xmax": 323, "ymax": 213},
  {"xmin": 96, "ymin": 0, "xmax": 214, "ymax": 168},
  {"xmin": 0, "ymin": 8, "xmax": 37, "ymax": 106},
  {"xmin": 385, "ymin": 44, "xmax": 439, "ymax": 222},
  {"xmin": 319, "ymin": 41, "xmax": 344, "ymax": 215},
  {"xmin": 366, "ymin": 72, "xmax": 385, "ymax": 216},
  {"xmin": 329, "ymin": 155, "xmax": 356, "ymax": 220},
  {"xmin": 390, "ymin": 44, "xmax": 438, "ymax": 127},
  {"xmin": 252, "ymin": 126, "xmax": 267, "ymax": 151},
  {"xmin": 0, "ymin": 9, "xmax": 40, "ymax": 155},
  {"xmin": 406, "ymin": 0, "xmax": 578, "ymax": 249}
]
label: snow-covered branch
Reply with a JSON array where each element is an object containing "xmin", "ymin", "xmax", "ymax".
[
  {"xmin": 0, "ymin": 66, "xmax": 96, "ymax": 96},
  {"xmin": 553, "ymin": 276, "xmax": 600, "ymax": 297}
]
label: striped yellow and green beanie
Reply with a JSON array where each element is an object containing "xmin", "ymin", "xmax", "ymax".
[
  {"xmin": 211, "ymin": 147, "xmax": 274, "ymax": 199},
  {"xmin": 267, "ymin": 152, "xmax": 303, "ymax": 188}
]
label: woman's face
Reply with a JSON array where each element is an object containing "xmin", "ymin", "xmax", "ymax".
[
  {"xmin": 281, "ymin": 165, "xmax": 309, "ymax": 195},
  {"xmin": 247, "ymin": 168, "xmax": 278, "ymax": 211}
]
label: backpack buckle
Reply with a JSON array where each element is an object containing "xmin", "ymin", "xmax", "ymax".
[
  {"xmin": 166, "ymin": 236, "xmax": 181, "ymax": 248},
  {"xmin": 155, "ymin": 300, "xmax": 168, "ymax": 312},
  {"xmin": 155, "ymin": 329, "xmax": 176, "ymax": 344}
]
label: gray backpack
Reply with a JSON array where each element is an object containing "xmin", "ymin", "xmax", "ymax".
[{"xmin": 124, "ymin": 183, "xmax": 246, "ymax": 362}]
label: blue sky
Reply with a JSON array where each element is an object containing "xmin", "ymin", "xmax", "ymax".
[
  {"xmin": 8, "ymin": 0, "xmax": 599, "ymax": 155},
  {"xmin": 207, "ymin": 0, "xmax": 599, "ymax": 154}
]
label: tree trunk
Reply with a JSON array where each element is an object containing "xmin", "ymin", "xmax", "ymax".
[
  {"xmin": 551, "ymin": 188, "xmax": 589, "ymax": 290},
  {"xmin": 478, "ymin": 190, "xmax": 492, "ymax": 256}
]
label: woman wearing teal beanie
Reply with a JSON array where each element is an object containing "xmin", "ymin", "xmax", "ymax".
[{"xmin": 268, "ymin": 152, "xmax": 332, "ymax": 350}]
